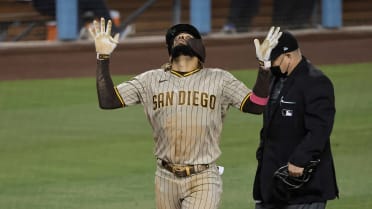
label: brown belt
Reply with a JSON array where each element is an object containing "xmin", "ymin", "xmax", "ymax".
[{"xmin": 160, "ymin": 160, "xmax": 210, "ymax": 177}]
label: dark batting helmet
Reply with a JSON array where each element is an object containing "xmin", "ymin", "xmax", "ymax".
[{"xmin": 165, "ymin": 24, "xmax": 205, "ymax": 62}]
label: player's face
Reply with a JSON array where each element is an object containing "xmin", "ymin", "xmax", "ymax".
[
  {"xmin": 170, "ymin": 32, "xmax": 199, "ymax": 62},
  {"xmin": 173, "ymin": 33, "xmax": 194, "ymax": 46}
]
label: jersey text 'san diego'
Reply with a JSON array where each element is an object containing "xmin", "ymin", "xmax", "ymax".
[{"xmin": 116, "ymin": 68, "xmax": 251, "ymax": 164}]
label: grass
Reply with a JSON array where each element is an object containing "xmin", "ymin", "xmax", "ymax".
[{"xmin": 0, "ymin": 62, "xmax": 372, "ymax": 209}]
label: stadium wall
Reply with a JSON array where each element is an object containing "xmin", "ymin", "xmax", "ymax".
[{"xmin": 1, "ymin": 27, "xmax": 372, "ymax": 80}]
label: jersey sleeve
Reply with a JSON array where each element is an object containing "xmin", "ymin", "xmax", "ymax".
[
  {"xmin": 221, "ymin": 71, "xmax": 252, "ymax": 109},
  {"xmin": 116, "ymin": 72, "xmax": 149, "ymax": 106}
]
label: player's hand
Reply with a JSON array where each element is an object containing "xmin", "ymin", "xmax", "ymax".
[
  {"xmin": 89, "ymin": 17, "xmax": 120, "ymax": 56},
  {"xmin": 254, "ymin": 26, "xmax": 282, "ymax": 69}
]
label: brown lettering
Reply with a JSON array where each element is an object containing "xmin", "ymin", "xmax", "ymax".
[
  {"xmin": 210, "ymin": 95, "xmax": 216, "ymax": 109},
  {"xmin": 187, "ymin": 91, "xmax": 191, "ymax": 105},
  {"xmin": 166, "ymin": 92, "xmax": 174, "ymax": 106},
  {"xmin": 179, "ymin": 91, "xmax": 185, "ymax": 105},
  {"xmin": 193, "ymin": 91, "xmax": 199, "ymax": 106},
  {"xmin": 153, "ymin": 95, "xmax": 157, "ymax": 110},
  {"xmin": 200, "ymin": 93, "xmax": 208, "ymax": 107},
  {"xmin": 158, "ymin": 93, "xmax": 164, "ymax": 108}
]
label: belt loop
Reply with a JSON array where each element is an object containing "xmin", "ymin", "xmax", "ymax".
[{"xmin": 186, "ymin": 167, "xmax": 191, "ymax": 176}]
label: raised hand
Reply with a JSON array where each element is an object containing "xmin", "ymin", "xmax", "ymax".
[
  {"xmin": 254, "ymin": 26, "xmax": 282, "ymax": 69},
  {"xmin": 89, "ymin": 17, "xmax": 120, "ymax": 56}
]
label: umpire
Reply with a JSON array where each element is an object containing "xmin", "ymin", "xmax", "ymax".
[{"xmin": 252, "ymin": 30, "xmax": 339, "ymax": 209}]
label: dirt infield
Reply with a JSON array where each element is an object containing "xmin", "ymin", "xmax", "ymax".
[{"xmin": 1, "ymin": 26, "xmax": 372, "ymax": 80}]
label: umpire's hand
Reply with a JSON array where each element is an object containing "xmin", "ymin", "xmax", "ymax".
[
  {"xmin": 89, "ymin": 17, "xmax": 120, "ymax": 56},
  {"xmin": 288, "ymin": 162, "xmax": 304, "ymax": 177}
]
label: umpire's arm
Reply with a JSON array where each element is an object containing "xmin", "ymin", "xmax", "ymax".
[{"xmin": 289, "ymin": 75, "xmax": 336, "ymax": 166}]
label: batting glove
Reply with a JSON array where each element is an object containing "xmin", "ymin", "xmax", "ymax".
[
  {"xmin": 89, "ymin": 17, "xmax": 120, "ymax": 59},
  {"xmin": 254, "ymin": 26, "xmax": 282, "ymax": 69}
]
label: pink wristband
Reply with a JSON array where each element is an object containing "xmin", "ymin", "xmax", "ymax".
[{"xmin": 250, "ymin": 93, "xmax": 269, "ymax": 106}]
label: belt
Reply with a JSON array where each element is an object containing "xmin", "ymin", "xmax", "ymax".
[{"xmin": 159, "ymin": 159, "xmax": 210, "ymax": 177}]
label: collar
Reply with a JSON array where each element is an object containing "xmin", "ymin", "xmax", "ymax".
[{"xmin": 170, "ymin": 68, "xmax": 201, "ymax": 77}]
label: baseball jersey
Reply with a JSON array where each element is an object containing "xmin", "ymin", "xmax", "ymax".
[{"xmin": 116, "ymin": 68, "xmax": 251, "ymax": 165}]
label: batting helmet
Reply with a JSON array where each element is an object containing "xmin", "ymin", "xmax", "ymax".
[{"xmin": 165, "ymin": 24, "xmax": 205, "ymax": 62}]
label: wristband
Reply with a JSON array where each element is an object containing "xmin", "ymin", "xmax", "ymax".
[
  {"xmin": 258, "ymin": 60, "xmax": 271, "ymax": 69},
  {"xmin": 97, "ymin": 54, "xmax": 110, "ymax": 60}
]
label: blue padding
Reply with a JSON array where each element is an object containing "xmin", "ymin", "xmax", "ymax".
[
  {"xmin": 56, "ymin": 0, "xmax": 78, "ymax": 40},
  {"xmin": 190, "ymin": 0, "xmax": 211, "ymax": 34},
  {"xmin": 322, "ymin": 0, "xmax": 342, "ymax": 28}
]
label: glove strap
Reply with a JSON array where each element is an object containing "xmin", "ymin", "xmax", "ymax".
[
  {"xmin": 97, "ymin": 54, "xmax": 110, "ymax": 60},
  {"xmin": 258, "ymin": 60, "xmax": 271, "ymax": 69}
]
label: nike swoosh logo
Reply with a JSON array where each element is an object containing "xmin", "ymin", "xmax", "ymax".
[{"xmin": 159, "ymin": 79, "xmax": 168, "ymax": 83}]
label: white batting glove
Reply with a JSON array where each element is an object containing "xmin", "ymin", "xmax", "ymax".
[
  {"xmin": 89, "ymin": 17, "xmax": 120, "ymax": 58},
  {"xmin": 254, "ymin": 26, "xmax": 282, "ymax": 69}
]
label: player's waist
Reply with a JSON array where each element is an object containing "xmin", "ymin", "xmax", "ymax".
[{"xmin": 157, "ymin": 158, "xmax": 214, "ymax": 178}]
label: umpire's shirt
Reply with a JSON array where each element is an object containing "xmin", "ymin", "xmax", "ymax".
[{"xmin": 253, "ymin": 57, "xmax": 339, "ymax": 204}]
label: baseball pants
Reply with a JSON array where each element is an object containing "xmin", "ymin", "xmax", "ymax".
[{"xmin": 155, "ymin": 164, "xmax": 222, "ymax": 209}]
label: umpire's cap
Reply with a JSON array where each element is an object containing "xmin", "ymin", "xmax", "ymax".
[
  {"xmin": 165, "ymin": 24, "xmax": 202, "ymax": 54},
  {"xmin": 270, "ymin": 31, "xmax": 299, "ymax": 61}
]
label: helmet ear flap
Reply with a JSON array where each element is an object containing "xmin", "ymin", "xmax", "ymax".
[{"xmin": 167, "ymin": 43, "xmax": 173, "ymax": 55}]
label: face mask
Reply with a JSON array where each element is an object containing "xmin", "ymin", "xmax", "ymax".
[
  {"xmin": 270, "ymin": 55, "xmax": 288, "ymax": 78},
  {"xmin": 270, "ymin": 66, "xmax": 288, "ymax": 77}
]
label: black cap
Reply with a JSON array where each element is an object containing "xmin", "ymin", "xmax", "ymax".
[
  {"xmin": 270, "ymin": 31, "xmax": 299, "ymax": 61},
  {"xmin": 165, "ymin": 24, "xmax": 202, "ymax": 54}
]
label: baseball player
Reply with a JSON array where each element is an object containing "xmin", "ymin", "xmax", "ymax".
[{"xmin": 89, "ymin": 18, "xmax": 282, "ymax": 209}]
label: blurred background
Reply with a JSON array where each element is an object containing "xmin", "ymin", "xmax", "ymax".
[
  {"xmin": 1, "ymin": 0, "xmax": 372, "ymax": 80},
  {"xmin": 0, "ymin": 0, "xmax": 371, "ymax": 42}
]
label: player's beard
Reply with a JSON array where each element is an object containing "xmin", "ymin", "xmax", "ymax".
[{"xmin": 171, "ymin": 44, "xmax": 196, "ymax": 60}]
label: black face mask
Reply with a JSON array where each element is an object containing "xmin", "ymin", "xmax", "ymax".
[
  {"xmin": 270, "ymin": 66, "xmax": 288, "ymax": 77},
  {"xmin": 270, "ymin": 55, "xmax": 288, "ymax": 78}
]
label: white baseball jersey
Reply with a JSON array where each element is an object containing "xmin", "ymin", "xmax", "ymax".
[{"xmin": 116, "ymin": 68, "xmax": 251, "ymax": 165}]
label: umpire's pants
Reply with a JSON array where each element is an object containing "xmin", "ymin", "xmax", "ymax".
[{"xmin": 255, "ymin": 202, "xmax": 326, "ymax": 209}]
